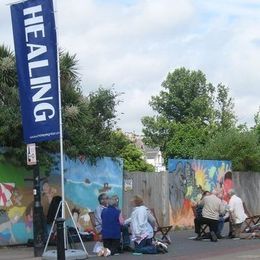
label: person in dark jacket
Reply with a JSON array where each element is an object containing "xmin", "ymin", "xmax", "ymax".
[{"xmin": 101, "ymin": 195, "xmax": 123, "ymax": 255}]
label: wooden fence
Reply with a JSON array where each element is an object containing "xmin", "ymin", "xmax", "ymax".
[
  {"xmin": 123, "ymin": 172, "xmax": 169, "ymax": 226},
  {"xmin": 233, "ymin": 171, "xmax": 260, "ymax": 216}
]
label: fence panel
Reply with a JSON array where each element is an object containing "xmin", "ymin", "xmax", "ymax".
[
  {"xmin": 233, "ymin": 172, "xmax": 260, "ymax": 216},
  {"xmin": 123, "ymin": 172, "xmax": 169, "ymax": 226}
]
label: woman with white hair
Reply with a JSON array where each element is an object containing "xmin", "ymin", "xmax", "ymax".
[
  {"xmin": 228, "ymin": 189, "xmax": 247, "ymax": 238},
  {"xmin": 124, "ymin": 195, "xmax": 167, "ymax": 254}
]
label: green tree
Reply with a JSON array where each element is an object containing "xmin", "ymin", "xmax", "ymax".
[
  {"xmin": 110, "ymin": 131, "xmax": 155, "ymax": 172},
  {"xmin": 215, "ymin": 84, "xmax": 236, "ymax": 130},
  {"xmin": 194, "ymin": 128, "xmax": 260, "ymax": 171},
  {"xmin": 0, "ymin": 45, "xmax": 24, "ymax": 164},
  {"xmin": 149, "ymin": 67, "xmax": 215, "ymax": 123},
  {"xmin": 0, "ymin": 44, "xmax": 154, "ymax": 172},
  {"xmin": 164, "ymin": 120, "xmax": 210, "ymax": 159},
  {"xmin": 0, "ymin": 45, "xmax": 122, "ymax": 169},
  {"xmin": 142, "ymin": 67, "xmax": 236, "ymax": 162},
  {"xmin": 142, "ymin": 115, "xmax": 170, "ymax": 152}
]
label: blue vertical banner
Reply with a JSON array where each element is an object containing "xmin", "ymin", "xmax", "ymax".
[{"xmin": 10, "ymin": 0, "xmax": 60, "ymax": 143}]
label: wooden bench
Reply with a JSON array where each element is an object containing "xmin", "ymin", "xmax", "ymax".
[{"xmin": 150, "ymin": 208, "xmax": 173, "ymax": 244}]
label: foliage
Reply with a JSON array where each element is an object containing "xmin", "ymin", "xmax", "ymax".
[
  {"xmin": 164, "ymin": 120, "xmax": 211, "ymax": 159},
  {"xmin": 0, "ymin": 44, "xmax": 154, "ymax": 173},
  {"xmin": 193, "ymin": 128, "xmax": 260, "ymax": 171},
  {"xmin": 0, "ymin": 44, "xmax": 122, "ymax": 168},
  {"xmin": 62, "ymin": 88, "xmax": 121, "ymax": 161},
  {"xmin": 110, "ymin": 131, "xmax": 155, "ymax": 172},
  {"xmin": 215, "ymin": 84, "xmax": 236, "ymax": 130},
  {"xmin": 0, "ymin": 45, "xmax": 26, "ymax": 165},
  {"xmin": 142, "ymin": 115, "xmax": 170, "ymax": 152},
  {"xmin": 142, "ymin": 67, "xmax": 258, "ymax": 170},
  {"xmin": 149, "ymin": 67, "xmax": 215, "ymax": 124}
]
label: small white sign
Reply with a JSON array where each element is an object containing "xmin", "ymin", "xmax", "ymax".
[
  {"xmin": 124, "ymin": 179, "xmax": 133, "ymax": 192},
  {"xmin": 27, "ymin": 143, "xmax": 37, "ymax": 165}
]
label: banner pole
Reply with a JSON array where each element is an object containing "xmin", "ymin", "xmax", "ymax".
[{"xmin": 54, "ymin": 0, "xmax": 65, "ymax": 219}]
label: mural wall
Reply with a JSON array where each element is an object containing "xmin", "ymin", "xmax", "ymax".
[
  {"xmin": 0, "ymin": 161, "xmax": 33, "ymax": 245},
  {"xmin": 168, "ymin": 159, "xmax": 232, "ymax": 227},
  {"xmin": 0, "ymin": 155, "xmax": 123, "ymax": 245}
]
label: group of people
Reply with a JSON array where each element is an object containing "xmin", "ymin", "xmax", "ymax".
[
  {"xmin": 194, "ymin": 189, "xmax": 247, "ymax": 242},
  {"xmin": 93, "ymin": 193, "xmax": 168, "ymax": 256}
]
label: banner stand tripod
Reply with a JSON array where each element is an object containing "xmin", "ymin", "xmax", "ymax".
[
  {"xmin": 42, "ymin": 1, "xmax": 88, "ymax": 259},
  {"xmin": 42, "ymin": 200, "xmax": 88, "ymax": 260},
  {"xmin": 9, "ymin": 0, "xmax": 89, "ymax": 258}
]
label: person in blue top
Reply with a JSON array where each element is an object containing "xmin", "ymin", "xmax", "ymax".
[{"xmin": 101, "ymin": 195, "xmax": 123, "ymax": 255}]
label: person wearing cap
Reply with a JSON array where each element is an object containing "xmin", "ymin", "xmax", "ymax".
[
  {"xmin": 227, "ymin": 189, "xmax": 247, "ymax": 238},
  {"xmin": 124, "ymin": 195, "xmax": 167, "ymax": 254}
]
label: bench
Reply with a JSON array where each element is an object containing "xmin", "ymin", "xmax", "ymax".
[{"xmin": 150, "ymin": 208, "xmax": 173, "ymax": 244}]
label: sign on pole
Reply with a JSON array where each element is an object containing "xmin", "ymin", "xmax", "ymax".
[
  {"xmin": 27, "ymin": 143, "xmax": 37, "ymax": 165},
  {"xmin": 10, "ymin": 0, "xmax": 60, "ymax": 144}
]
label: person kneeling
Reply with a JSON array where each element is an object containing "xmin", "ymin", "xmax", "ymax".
[
  {"xmin": 101, "ymin": 195, "xmax": 122, "ymax": 255},
  {"xmin": 125, "ymin": 195, "xmax": 167, "ymax": 254}
]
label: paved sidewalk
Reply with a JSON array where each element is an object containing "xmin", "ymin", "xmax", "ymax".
[{"xmin": 0, "ymin": 229, "xmax": 260, "ymax": 260}]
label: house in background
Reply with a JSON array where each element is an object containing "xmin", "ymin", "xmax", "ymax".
[
  {"xmin": 125, "ymin": 132, "xmax": 166, "ymax": 172},
  {"xmin": 143, "ymin": 146, "xmax": 166, "ymax": 172}
]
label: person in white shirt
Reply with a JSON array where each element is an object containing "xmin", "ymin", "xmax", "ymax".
[
  {"xmin": 228, "ymin": 189, "xmax": 247, "ymax": 238},
  {"xmin": 124, "ymin": 195, "xmax": 167, "ymax": 254}
]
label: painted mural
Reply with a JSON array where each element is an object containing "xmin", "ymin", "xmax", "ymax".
[
  {"xmin": 48, "ymin": 155, "xmax": 123, "ymax": 234},
  {"xmin": 0, "ymin": 155, "xmax": 123, "ymax": 245},
  {"xmin": 168, "ymin": 159, "xmax": 232, "ymax": 227},
  {"xmin": 0, "ymin": 161, "xmax": 34, "ymax": 245}
]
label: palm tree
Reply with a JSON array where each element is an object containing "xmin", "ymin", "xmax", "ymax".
[{"xmin": 0, "ymin": 45, "xmax": 18, "ymax": 106}]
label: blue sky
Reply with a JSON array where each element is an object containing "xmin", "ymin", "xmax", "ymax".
[{"xmin": 1, "ymin": 0, "xmax": 260, "ymax": 133}]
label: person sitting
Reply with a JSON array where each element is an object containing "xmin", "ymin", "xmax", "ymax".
[
  {"xmin": 124, "ymin": 195, "xmax": 167, "ymax": 254},
  {"xmin": 101, "ymin": 195, "xmax": 122, "ymax": 255},
  {"xmin": 227, "ymin": 189, "xmax": 247, "ymax": 239},
  {"xmin": 194, "ymin": 191, "xmax": 225, "ymax": 242},
  {"xmin": 193, "ymin": 191, "xmax": 209, "ymax": 238}
]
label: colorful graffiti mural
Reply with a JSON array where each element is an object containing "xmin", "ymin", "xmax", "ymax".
[
  {"xmin": 0, "ymin": 155, "xmax": 123, "ymax": 245},
  {"xmin": 0, "ymin": 162, "xmax": 34, "ymax": 245},
  {"xmin": 168, "ymin": 159, "xmax": 232, "ymax": 227}
]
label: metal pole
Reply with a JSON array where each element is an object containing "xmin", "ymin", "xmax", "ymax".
[
  {"xmin": 54, "ymin": 0, "xmax": 67, "ymax": 250},
  {"xmin": 33, "ymin": 163, "xmax": 45, "ymax": 257},
  {"xmin": 54, "ymin": 0, "xmax": 65, "ymax": 220},
  {"xmin": 56, "ymin": 218, "xmax": 66, "ymax": 260}
]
